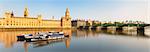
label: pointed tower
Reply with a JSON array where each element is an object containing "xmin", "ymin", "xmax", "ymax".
[
  {"xmin": 24, "ymin": 7, "xmax": 29, "ymax": 17},
  {"xmin": 11, "ymin": 11, "xmax": 14, "ymax": 17},
  {"xmin": 61, "ymin": 8, "xmax": 72, "ymax": 28},
  {"xmin": 65, "ymin": 8, "xmax": 70, "ymax": 17}
]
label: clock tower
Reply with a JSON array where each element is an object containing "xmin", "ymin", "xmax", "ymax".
[{"xmin": 61, "ymin": 8, "xmax": 71, "ymax": 28}]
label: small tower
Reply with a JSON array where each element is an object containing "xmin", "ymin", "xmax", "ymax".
[
  {"xmin": 4, "ymin": 11, "xmax": 11, "ymax": 18},
  {"xmin": 37, "ymin": 14, "xmax": 42, "ymax": 20},
  {"xmin": 11, "ymin": 11, "xmax": 14, "ymax": 17},
  {"xmin": 37, "ymin": 14, "xmax": 42, "ymax": 26},
  {"xmin": 24, "ymin": 7, "xmax": 29, "ymax": 17},
  {"xmin": 61, "ymin": 8, "xmax": 71, "ymax": 28}
]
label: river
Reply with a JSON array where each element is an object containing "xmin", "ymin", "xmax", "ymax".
[{"xmin": 0, "ymin": 28, "xmax": 150, "ymax": 52}]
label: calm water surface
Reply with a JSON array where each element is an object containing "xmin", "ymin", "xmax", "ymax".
[{"xmin": 0, "ymin": 28, "xmax": 150, "ymax": 52}]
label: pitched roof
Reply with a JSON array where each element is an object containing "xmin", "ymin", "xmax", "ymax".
[
  {"xmin": 13, "ymin": 17, "xmax": 38, "ymax": 19},
  {"xmin": 42, "ymin": 19, "xmax": 60, "ymax": 21}
]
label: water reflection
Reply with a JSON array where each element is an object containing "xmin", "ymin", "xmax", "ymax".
[
  {"xmin": 23, "ymin": 38, "xmax": 71, "ymax": 52},
  {"xmin": 0, "ymin": 28, "xmax": 150, "ymax": 52},
  {"xmin": 0, "ymin": 28, "xmax": 72, "ymax": 48},
  {"xmin": 72, "ymin": 29, "xmax": 101, "ymax": 38},
  {"xmin": 73, "ymin": 28, "xmax": 150, "ymax": 38}
]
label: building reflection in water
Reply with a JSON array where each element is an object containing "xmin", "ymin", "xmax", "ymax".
[
  {"xmin": 73, "ymin": 28, "xmax": 149, "ymax": 38},
  {"xmin": 65, "ymin": 38, "xmax": 71, "ymax": 48},
  {"xmin": 0, "ymin": 28, "xmax": 149, "ymax": 52},
  {"xmin": 24, "ymin": 42, "xmax": 29, "ymax": 52},
  {"xmin": 23, "ymin": 38, "xmax": 71, "ymax": 52},
  {"xmin": 72, "ymin": 29, "xmax": 102, "ymax": 38},
  {"xmin": 0, "ymin": 28, "xmax": 72, "ymax": 49}
]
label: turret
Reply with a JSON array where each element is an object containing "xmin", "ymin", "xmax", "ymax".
[
  {"xmin": 11, "ymin": 11, "xmax": 14, "ymax": 17},
  {"xmin": 24, "ymin": 7, "xmax": 29, "ymax": 17},
  {"xmin": 37, "ymin": 14, "xmax": 42, "ymax": 20},
  {"xmin": 4, "ymin": 11, "xmax": 11, "ymax": 18},
  {"xmin": 65, "ymin": 8, "xmax": 70, "ymax": 17}
]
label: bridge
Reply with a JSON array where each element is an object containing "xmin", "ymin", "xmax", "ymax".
[
  {"xmin": 78, "ymin": 23, "xmax": 150, "ymax": 29},
  {"xmin": 77, "ymin": 24, "xmax": 150, "ymax": 36}
]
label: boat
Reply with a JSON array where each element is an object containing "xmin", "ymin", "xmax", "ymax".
[
  {"xmin": 17, "ymin": 34, "xmax": 33, "ymax": 41},
  {"xmin": 17, "ymin": 31, "xmax": 69, "ymax": 42}
]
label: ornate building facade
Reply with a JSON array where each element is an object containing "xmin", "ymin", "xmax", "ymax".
[{"xmin": 0, "ymin": 7, "xmax": 71, "ymax": 28}]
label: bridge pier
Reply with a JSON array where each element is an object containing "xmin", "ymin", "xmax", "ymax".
[
  {"xmin": 137, "ymin": 27, "xmax": 145, "ymax": 36},
  {"xmin": 116, "ymin": 27, "xmax": 123, "ymax": 32},
  {"xmin": 91, "ymin": 26, "xmax": 97, "ymax": 30}
]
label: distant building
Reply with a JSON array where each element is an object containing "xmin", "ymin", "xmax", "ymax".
[
  {"xmin": 92, "ymin": 21, "xmax": 101, "ymax": 26},
  {"xmin": 86, "ymin": 19, "xmax": 92, "ymax": 26},
  {"xmin": 71, "ymin": 20, "xmax": 86, "ymax": 27},
  {"xmin": 0, "ymin": 7, "xmax": 71, "ymax": 28},
  {"xmin": 72, "ymin": 19, "xmax": 101, "ymax": 27}
]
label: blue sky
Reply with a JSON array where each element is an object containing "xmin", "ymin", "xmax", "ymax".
[{"xmin": 0, "ymin": 0, "xmax": 149, "ymax": 23}]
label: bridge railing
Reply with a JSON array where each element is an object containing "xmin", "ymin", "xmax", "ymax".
[{"xmin": 93, "ymin": 23, "xmax": 149, "ymax": 27}]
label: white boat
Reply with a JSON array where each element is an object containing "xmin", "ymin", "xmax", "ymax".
[{"xmin": 17, "ymin": 31, "xmax": 69, "ymax": 42}]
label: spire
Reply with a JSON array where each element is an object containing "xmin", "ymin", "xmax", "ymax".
[
  {"xmin": 66, "ymin": 8, "xmax": 69, "ymax": 13},
  {"xmin": 11, "ymin": 11, "xmax": 14, "ymax": 17},
  {"xmin": 24, "ymin": 7, "xmax": 28, "ymax": 17},
  {"xmin": 65, "ymin": 8, "xmax": 70, "ymax": 17}
]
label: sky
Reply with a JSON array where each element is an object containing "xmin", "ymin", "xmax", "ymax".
[{"xmin": 0, "ymin": 0, "xmax": 149, "ymax": 23}]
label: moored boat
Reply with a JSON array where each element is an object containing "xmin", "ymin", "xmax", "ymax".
[
  {"xmin": 17, "ymin": 31, "xmax": 69, "ymax": 42},
  {"xmin": 17, "ymin": 34, "xmax": 33, "ymax": 41}
]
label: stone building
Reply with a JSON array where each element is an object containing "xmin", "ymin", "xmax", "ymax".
[
  {"xmin": 86, "ymin": 19, "xmax": 93, "ymax": 26},
  {"xmin": 72, "ymin": 19, "xmax": 101, "ymax": 28},
  {"xmin": 71, "ymin": 20, "xmax": 86, "ymax": 27},
  {"xmin": 92, "ymin": 21, "xmax": 101, "ymax": 26},
  {"xmin": 0, "ymin": 7, "xmax": 71, "ymax": 28}
]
